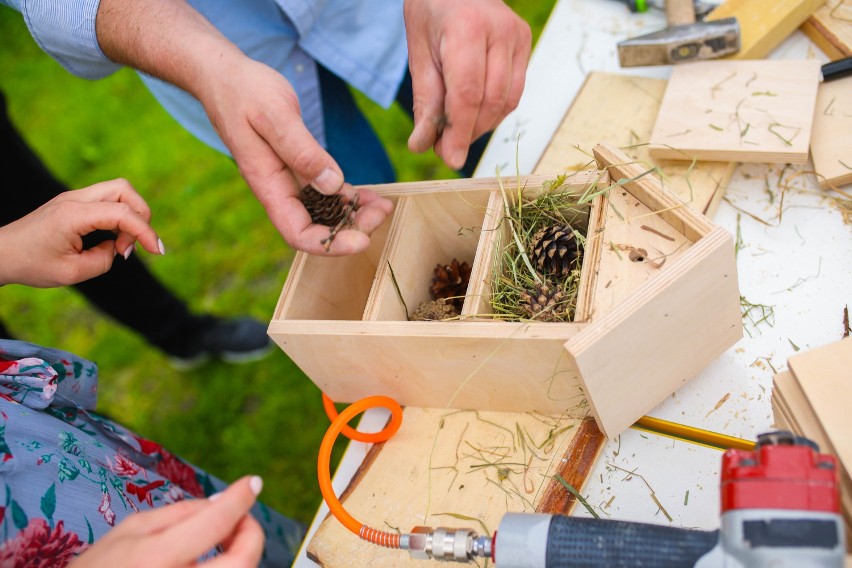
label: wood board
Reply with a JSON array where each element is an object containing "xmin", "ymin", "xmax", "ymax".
[
  {"xmin": 307, "ymin": 409, "xmax": 605, "ymax": 567},
  {"xmin": 648, "ymin": 59, "xmax": 822, "ymax": 164},
  {"xmin": 535, "ymin": 72, "xmax": 735, "ymax": 217},
  {"xmin": 811, "ymin": 76, "xmax": 852, "ymax": 189},
  {"xmin": 772, "ymin": 338, "xmax": 852, "ymax": 550},
  {"xmin": 787, "ymin": 337, "xmax": 852, "ymax": 473},
  {"xmin": 706, "ymin": 0, "xmax": 827, "ymax": 59},
  {"xmin": 801, "ymin": 0, "xmax": 852, "ymax": 59},
  {"xmin": 773, "ymin": 372, "xmax": 852, "ymax": 550}
]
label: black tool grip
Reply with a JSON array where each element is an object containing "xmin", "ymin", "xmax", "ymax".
[
  {"xmin": 545, "ymin": 516, "xmax": 718, "ymax": 567},
  {"xmin": 822, "ymin": 57, "xmax": 852, "ymax": 82}
]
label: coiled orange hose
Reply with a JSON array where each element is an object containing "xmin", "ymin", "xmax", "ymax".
[{"xmin": 318, "ymin": 393, "xmax": 404, "ymax": 546}]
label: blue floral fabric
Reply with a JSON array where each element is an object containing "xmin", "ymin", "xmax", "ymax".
[{"xmin": 0, "ymin": 339, "xmax": 303, "ymax": 567}]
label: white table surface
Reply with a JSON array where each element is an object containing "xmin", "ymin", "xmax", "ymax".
[{"xmin": 293, "ymin": 2, "xmax": 850, "ymax": 564}]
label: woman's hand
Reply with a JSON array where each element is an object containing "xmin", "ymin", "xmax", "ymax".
[
  {"xmin": 69, "ymin": 475, "xmax": 265, "ymax": 567},
  {"xmin": 0, "ymin": 179, "xmax": 164, "ymax": 287}
]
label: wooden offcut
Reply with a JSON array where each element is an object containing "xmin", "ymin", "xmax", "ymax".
[
  {"xmin": 811, "ymin": 76, "xmax": 852, "ymax": 189},
  {"xmin": 772, "ymin": 338, "xmax": 852, "ymax": 548},
  {"xmin": 787, "ymin": 338, "xmax": 852, "ymax": 473},
  {"xmin": 649, "ymin": 59, "xmax": 822, "ymax": 164},
  {"xmin": 706, "ymin": 0, "xmax": 827, "ymax": 59},
  {"xmin": 535, "ymin": 72, "xmax": 735, "ymax": 217},
  {"xmin": 801, "ymin": 0, "xmax": 852, "ymax": 59},
  {"xmin": 306, "ymin": 410, "xmax": 605, "ymax": 567}
]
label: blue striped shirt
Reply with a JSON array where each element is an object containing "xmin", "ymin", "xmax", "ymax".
[{"xmin": 2, "ymin": 0, "xmax": 408, "ymax": 153}]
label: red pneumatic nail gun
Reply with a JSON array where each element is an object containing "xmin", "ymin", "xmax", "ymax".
[{"xmin": 401, "ymin": 431, "xmax": 846, "ymax": 567}]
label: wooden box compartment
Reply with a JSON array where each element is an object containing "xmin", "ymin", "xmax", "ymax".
[
  {"xmin": 364, "ymin": 189, "xmax": 493, "ymax": 322},
  {"xmin": 275, "ymin": 219, "xmax": 392, "ymax": 322},
  {"xmin": 269, "ymin": 144, "xmax": 743, "ymax": 438}
]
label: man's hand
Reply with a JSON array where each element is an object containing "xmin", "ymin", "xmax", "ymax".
[
  {"xmin": 198, "ymin": 57, "xmax": 394, "ymax": 255},
  {"xmin": 69, "ymin": 476, "xmax": 264, "ymax": 567},
  {"xmin": 0, "ymin": 179, "xmax": 164, "ymax": 288},
  {"xmin": 96, "ymin": 0, "xmax": 393, "ymax": 256},
  {"xmin": 404, "ymin": 0, "xmax": 532, "ymax": 170}
]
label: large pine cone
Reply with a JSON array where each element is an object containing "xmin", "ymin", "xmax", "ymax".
[
  {"xmin": 411, "ymin": 299, "xmax": 460, "ymax": 321},
  {"xmin": 430, "ymin": 259, "xmax": 472, "ymax": 311},
  {"xmin": 529, "ymin": 224, "xmax": 581, "ymax": 277},
  {"xmin": 301, "ymin": 186, "xmax": 356, "ymax": 227},
  {"xmin": 518, "ymin": 282, "xmax": 567, "ymax": 322}
]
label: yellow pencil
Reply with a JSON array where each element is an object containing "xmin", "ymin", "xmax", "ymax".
[{"xmin": 632, "ymin": 415, "xmax": 756, "ymax": 451}]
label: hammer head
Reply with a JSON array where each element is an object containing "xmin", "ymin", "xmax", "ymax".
[{"xmin": 618, "ymin": 17, "xmax": 740, "ymax": 67}]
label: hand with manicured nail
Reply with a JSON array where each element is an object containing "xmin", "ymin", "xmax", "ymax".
[
  {"xmin": 68, "ymin": 476, "xmax": 265, "ymax": 567},
  {"xmin": 0, "ymin": 179, "xmax": 164, "ymax": 287},
  {"xmin": 404, "ymin": 0, "xmax": 531, "ymax": 170}
]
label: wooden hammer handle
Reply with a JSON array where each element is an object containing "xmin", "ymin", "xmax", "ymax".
[{"xmin": 666, "ymin": 0, "xmax": 696, "ymax": 25}]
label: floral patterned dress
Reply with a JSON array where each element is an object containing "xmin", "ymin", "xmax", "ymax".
[{"xmin": 0, "ymin": 339, "xmax": 303, "ymax": 567}]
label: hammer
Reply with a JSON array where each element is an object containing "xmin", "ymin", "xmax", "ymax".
[{"xmin": 618, "ymin": 0, "xmax": 740, "ymax": 67}]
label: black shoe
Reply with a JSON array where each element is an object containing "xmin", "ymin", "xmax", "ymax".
[{"xmin": 166, "ymin": 316, "xmax": 274, "ymax": 370}]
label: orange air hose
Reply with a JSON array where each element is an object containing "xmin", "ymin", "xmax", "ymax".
[{"xmin": 318, "ymin": 393, "xmax": 404, "ymax": 547}]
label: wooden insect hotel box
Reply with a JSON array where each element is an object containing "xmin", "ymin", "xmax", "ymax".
[{"xmin": 268, "ymin": 143, "xmax": 743, "ymax": 438}]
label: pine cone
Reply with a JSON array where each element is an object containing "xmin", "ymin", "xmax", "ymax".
[
  {"xmin": 518, "ymin": 282, "xmax": 567, "ymax": 322},
  {"xmin": 411, "ymin": 299, "xmax": 460, "ymax": 321},
  {"xmin": 301, "ymin": 186, "xmax": 357, "ymax": 227},
  {"xmin": 430, "ymin": 259, "xmax": 472, "ymax": 310},
  {"xmin": 529, "ymin": 224, "xmax": 581, "ymax": 277}
]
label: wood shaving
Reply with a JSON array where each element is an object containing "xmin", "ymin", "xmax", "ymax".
[{"xmin": 706, "ymin": 393, "xmax": 731, "ymax": 418}]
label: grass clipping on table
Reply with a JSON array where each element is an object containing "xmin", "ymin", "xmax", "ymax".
[{"xmin": 490, "ymin": 173, "xmax": 588, "ymax": 323}]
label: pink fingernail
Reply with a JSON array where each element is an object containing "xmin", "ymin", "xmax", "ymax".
[
  {"xmin": 123, "ymin": 245, "xmax": 134, "ymax": 260},
  {"xmin": 157, "ymin": 239, "xmax": 166, "ymax": 255},
  {"xmin": 249, "ymin": 476, "xmax": 263, "ymax": 496},
  {"xmin": 313, "ymin": 168, "xmax": 343, "ymax": 194}
]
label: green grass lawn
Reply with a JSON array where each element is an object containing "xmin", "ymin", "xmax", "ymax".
[{"xmin": 0, "ymin": 2, "xmax": 554, "ymax": 528}]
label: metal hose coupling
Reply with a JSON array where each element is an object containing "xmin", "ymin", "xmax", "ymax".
[{"xmin": 401, "ymin": 526, "xmax": 492, "ymax": 562}]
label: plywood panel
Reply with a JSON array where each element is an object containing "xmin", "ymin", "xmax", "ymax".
[
  {"xmin": 788, "ymin": 337, "xmax": 852, "ymax": 475},
  {"xmin": 649, "ymin": 60, "xmax": 822, "ymax": 164},
  {"xmin": 811, "ymin": 76, "xmax": 852, "ymax": 189},
  {"xmin": 536, "ymin": 72, "xmax": 736, "ymax": 216},
  {"xmin": 307, "ymin": 409, "xmax": 604, "ymax": 567},
  {"xmin": 706, "ymin": 0, "xmax": 826, "ymax": 59},
  {"xmin": 773, "ymin": 365, "xmax": 852, "ymax": 549},
  {"xmin": 566, "ymin": 228, "xmax": 743, "ymax": 438},
  {"xmin": 268, "ymin": 320, "xmax": 590, "ymax": 415}
]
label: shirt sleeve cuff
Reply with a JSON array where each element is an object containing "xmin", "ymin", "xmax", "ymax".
[{"xmin": 22, "ymin": 0, "xmax": 122, "ymax": 79}]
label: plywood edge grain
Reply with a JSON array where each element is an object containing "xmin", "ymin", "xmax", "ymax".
[
  {"xmin": 648, "ymin": 145, "xmax": 810, "ymax": 165},
  {"xmin": 535, "ymin": 419, "xmax": 606, "ymax": 514},
  {"xmin": 800, "ymin": 1, "xmax": 852, "ymax": 58},
  {"xmin": 269, "ymin": 318, "xmax": 587, "ymax": 339},
  {"xmin": 574, "ymin": 194, "xmax": 608, "ymax": 322}
]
